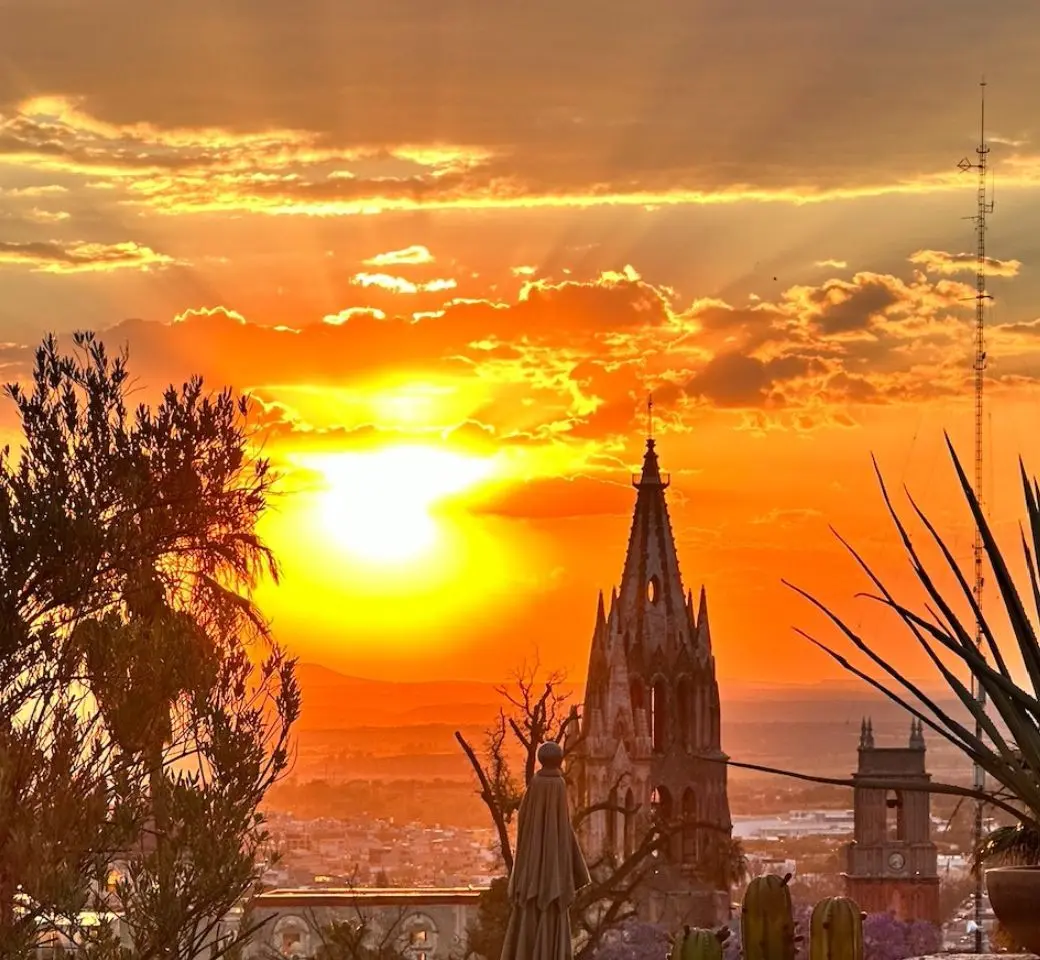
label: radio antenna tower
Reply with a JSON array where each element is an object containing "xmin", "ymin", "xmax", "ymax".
[{"xmin": 957, "ymin": 77, "xmax": 994, "ymax": 955}]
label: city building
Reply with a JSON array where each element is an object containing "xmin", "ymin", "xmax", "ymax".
[
  {"xmin": 843, "ymin": 718, "xmax": 940, "ymax": 923},
  {"xmin": 245, "ymin": 887, "xmax": 485, "ymax": 959},
  {"xmin": 570, "ymin": 433, "xmax": 733, "ymax": 926}
]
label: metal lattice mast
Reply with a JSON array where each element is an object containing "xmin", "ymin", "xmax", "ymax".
[{"xmin": 957, "ymin": 78, "xmax": 994, "ymax": 955}]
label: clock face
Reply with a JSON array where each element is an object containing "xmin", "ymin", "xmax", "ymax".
[{"xmin": 888, "ymin": 851, "xmax": 906, "ymax": 871}]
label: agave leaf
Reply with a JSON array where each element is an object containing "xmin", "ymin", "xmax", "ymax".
[
  {"xmin": 779, "ymin": 437, "xmax": 1040, "ymax": 830},
  {"xmin": 789, "ymin": 618, "xmax": 985, "ymax": 761},
  {"xmin": 864, "ymin": 467, "xmax": 1034, "ymax": 755},
  {"xmin": 873, "ymin": 596, "xmax": 1040, "ymax": 780},
  {"xmin": 1020, "ymin": 531, "xmax": 1040, "ymax": 648},
  {"xmin": 944, "ymin": 434, "xmax": 1040, "ymax": 695},
  {"xmin": 902, "ymin": 485, "xmax": 1011, "ymax": 679},
  {"xmin": 786, "ymin": 571, "xmax": 990, "ymax": 759},
  {"xmin": 871, "ymin": 455, "xmax": 1013, "ymax": 688},
  {"xmin": 1021, "ymin": 460, "xmax": 1040, "ymax": 639},
  {"xmin": 862, "ymin": 594, "xmax": 1026, "ymax": 765},
  {"xmin": 906, "ymin": 600, "xmax": 1040, "ymax": 733},
  {"xmin": 713, "ymin": 755, "xmax": 1036, "ymax": 826},
  {"xmin": 831, "ymin": 520, "xmax": 1020, "ymax": 754}
]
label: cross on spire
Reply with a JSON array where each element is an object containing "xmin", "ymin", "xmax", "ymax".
[{"xmin": 647, "ymin": 392, "xmax": 654, "ymax": 440}]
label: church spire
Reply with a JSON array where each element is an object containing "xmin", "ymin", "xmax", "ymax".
[
  {"xmin": 696, "ymin": 585, "xmax": 712, "ymax": 654},
  {"xmin": 616, "ymin": 434, "xmax": 687, "ymax": 655}
]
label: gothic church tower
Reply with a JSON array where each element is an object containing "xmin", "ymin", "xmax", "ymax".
[{"xmin": 570, "ymin": 436, "xmax": 733, "ymax": 927}]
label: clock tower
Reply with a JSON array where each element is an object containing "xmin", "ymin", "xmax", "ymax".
[{"xmin": 843, "ymin": 718, "xmax": 940, "ymax": 925}]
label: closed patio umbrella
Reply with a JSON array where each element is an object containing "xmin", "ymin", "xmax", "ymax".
[{"xmin": 501, "ymin": 741, "xmax": 591, "ymax": 960}]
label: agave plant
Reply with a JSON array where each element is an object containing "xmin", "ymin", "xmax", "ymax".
[{"xmin": 729, "ymin": 435, "xmax": 1040, "ymax": 866}]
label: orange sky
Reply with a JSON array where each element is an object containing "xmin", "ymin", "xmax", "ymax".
[{"xmin": 1, "ymin": 2, "xmax": 1040, "ymax": 688}]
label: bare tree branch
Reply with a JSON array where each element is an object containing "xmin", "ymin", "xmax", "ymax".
[{"xmin": 454, "ymin": 730, "xmax": 516, "ymax": 874}]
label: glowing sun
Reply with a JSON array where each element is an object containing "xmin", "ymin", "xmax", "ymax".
[{"xmin": 307, "ymin": 445, "xmax": 495, "ymax": 564}]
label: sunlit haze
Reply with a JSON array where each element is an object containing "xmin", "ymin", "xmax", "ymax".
[{"xmin": 3, "ymin": 1, "xmax": 1040, "ymax": 691}]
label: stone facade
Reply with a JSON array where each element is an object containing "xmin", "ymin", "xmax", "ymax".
[
  {"xmin": 244, "ymin": 887, "xmax": 483, "ymax": 959},
  {"xmin": 844, "ymin": 719, "xmax": 941, "ymax": 924},
  {"xmin": 569, "ymin": 437, "xmax": 732, "ymax": 927}
]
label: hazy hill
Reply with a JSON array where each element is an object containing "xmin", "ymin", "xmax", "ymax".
[{"xmin": 289, "ymin": 663, "xmax": 977, "ymax": 784}]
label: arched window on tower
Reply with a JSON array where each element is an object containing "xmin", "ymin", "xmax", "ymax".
[
  {"xmin": 651, "ymin": 785, "xmax": 673, "ymax": 823},
  {"xmin": 682, "ymin": 789, "xmax": 697, "ymax": 863},
  {"xmin": 651, "ymin": 786, "xmax": 674, "ymax": 861},
  {"xmin": 886, "ymin": 789, "xmax": 906, "ymax": 841},
  {"xmin": 605, "ymin": 786, "xmax": 618, "ymax": 855},
  {"xmin": 623, "ymin": 788, "xmax": 635, "ymax": 859},
  {"xmin": 650, "ymin": 678, "xmax": 668, "ymax": 753},
  {"xmin": 676, "ymin": 677, "xmax": 693, "ymax": 752}
]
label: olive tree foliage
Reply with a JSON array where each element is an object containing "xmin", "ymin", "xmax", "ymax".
[{"xmin": 0, "ymin": 333, "xmax": 299, "ymax": 959}]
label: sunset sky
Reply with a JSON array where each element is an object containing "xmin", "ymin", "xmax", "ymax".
[{"xmin": 2, "ymin": 1, "xmax": 1040, "ymax": 688}]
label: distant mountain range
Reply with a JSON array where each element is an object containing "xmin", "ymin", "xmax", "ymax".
[
  {"xmin": 292, "ymin": 661, "xmax": 966, "ymax": 731},
  {"xmin": 286, "ymin": 663, "xmax": 980, "ymax": 783}
]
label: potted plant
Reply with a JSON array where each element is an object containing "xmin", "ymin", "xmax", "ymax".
[{"xmin": 733, "ymin": 436, "xmax": 1040, "ymax": 952}]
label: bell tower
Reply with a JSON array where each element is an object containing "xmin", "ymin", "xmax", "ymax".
[
  {"xmin": 844, "ymin": 718, "xmax": 940, "ymax": 925},
  {"xmin": 571, "ymin": 426, "xmax": 732, "ymax": 927}
]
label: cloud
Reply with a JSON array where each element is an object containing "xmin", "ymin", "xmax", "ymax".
[
  {"xmin": 909, "ymin": 249, "xmax": 1022, "ymax": 278},
  {"xmin": 2, "ymin": 1, "xmax": 1040, "ymax": 220},
  {"xmin": 0, "ymin": 184, "xmax": 68, "ymax": 198},
  {"xmin": 351, "ymin": 272, "xmax": 458, "ymax": 295},
  {"xmin": 814, "ymin": 259, "xmax": 847, "ymax": 270},
  {"xmin": 8, "ymin": 252, "xmax": 1029, "ymax": 456},
  {"xmin": 0, "ymin": 239, "xmax": 177, "ymax": 273},
  {"xmin": 363, "ymin": 245, "xmax": 434, "ymax": 267},
  {"xmin": 24, "ymin": 206, "xmax": 71, "ymax": 221},
  {"xmin": 173, "ymin": 305, "xmax": 246, "ymax": 324},
  {"xmin": 323, "ymin": 307, "xmax": 387, "ymax": 325},
  {"xmin": 684, "ymin": 352, "xmax": 827, "ymax": 408}
]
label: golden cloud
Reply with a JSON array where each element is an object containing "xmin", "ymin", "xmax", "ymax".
[
  {"xmin": 0, "ymin": 239, "xmax": 177, "ymax": 273},
  {"xmin": 323, "ymin": 307, "xmax": 388, "ymax": 325},
  {"xmin": 908, "ymin": 249, "xmax": 1022, "ymax": 278},
  {"xmin": 1, "ymin": 2, "xmax": 1040, "ymax": 229},
  {"xmin": 351, "ymin": 272, "xmax": 458, "ymax": 295},
  {"xmin": 3, "ymin": 94, "xmax": 1040, "ymax": 219},
  {"xmin": 22, "ymin": 253, "xmax": 1019, "ymax": 471},
  {"xmin": 24, "ymin": 208, "xmax": 71, "ymax": 223},
  {"xmin": 173, "ymin": 305, "xmax": 246, "ymax": 324},
  {"xmin": 363, "ymin": 245, "xmax": 435, "ymax": 267}
]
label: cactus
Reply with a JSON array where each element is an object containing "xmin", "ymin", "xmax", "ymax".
[
  {"xmin": 741, "ymin": 873, "xmax": 797, "ymax": 960},
  {"xmin": 671, "ymin": 925, "xmax": 731, "ymax": 960},
  {"xmin": 809, "ymin": 898, "xmax": 865, "ymax": 960}
]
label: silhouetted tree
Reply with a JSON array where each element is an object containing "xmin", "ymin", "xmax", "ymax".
[
  {"xmin": 305, "ymin": 886, "xmax": 412, "ymax": 960},
  {"xmin": 0, "ymin": 333, "xmax": 298, "ymax": 959},
  {"xmin": 463, "ymin": 876, "xmax": 510, "ymax": 960}
]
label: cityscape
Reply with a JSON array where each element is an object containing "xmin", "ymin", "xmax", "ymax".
[{"xmin": 3, "ymin": 2, "xmax": 1040, "ymax": 960}]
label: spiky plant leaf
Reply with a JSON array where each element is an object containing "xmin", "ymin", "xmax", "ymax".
[{"xmin": 784, "ymin": 435, "xmax": 1040, "ymax": 841}]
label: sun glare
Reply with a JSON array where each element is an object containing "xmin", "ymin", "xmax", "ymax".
[{"xmin": 304, "ymin": 446, "xmax": 495, "ymax": 565}]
